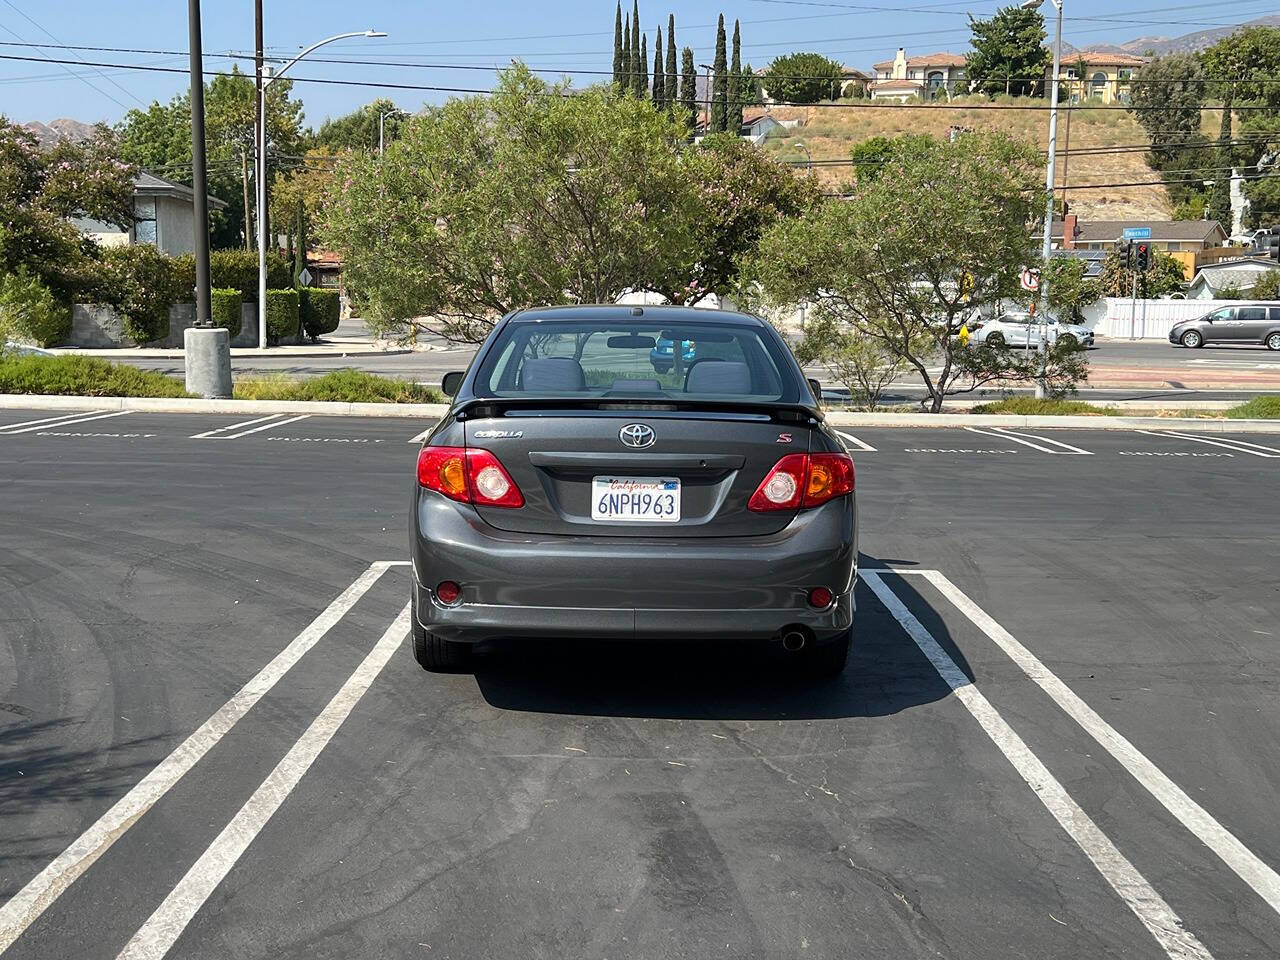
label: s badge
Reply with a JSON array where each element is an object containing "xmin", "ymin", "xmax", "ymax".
[{"xmin": 776, "ymin": 433, "xmax": 793, "ymax": 443}]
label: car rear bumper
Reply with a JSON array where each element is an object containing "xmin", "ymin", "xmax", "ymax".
[{"xmin": 411, "ymin": 493, "xmax": 857, "ymax": 644}]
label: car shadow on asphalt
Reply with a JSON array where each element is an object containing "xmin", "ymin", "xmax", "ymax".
[{"xmin": 472, "ymin": 557, "xmax": 974, "ymax": 721}]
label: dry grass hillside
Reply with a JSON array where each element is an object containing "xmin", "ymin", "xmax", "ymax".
[{"xmin": 762, "ymin": 98, "xmax": 1170, "ymax": 221}]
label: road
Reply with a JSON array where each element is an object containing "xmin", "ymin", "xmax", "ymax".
[
  {"xmin": 1, "ymin": 407, "xmax": 1278, "ymax": 959},
  {"xmin": 97, "ymin": 336, "xmax": 1280, "ymax": 401}
]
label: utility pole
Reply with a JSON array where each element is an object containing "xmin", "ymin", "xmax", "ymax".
[
  {"xmin": 241, "ymin": 149, "xmax": 251, "ymax": 251},
  {"xmin": 254, "ymin": 0, "xmax": 264, "ymax": 266},
  {"xmin": 188, "ymin": 0, "xmax": 211, "ymax": 327},
  {"xmin": 699, "ymin": 63, "xmax": 712, "ymax": 133}
]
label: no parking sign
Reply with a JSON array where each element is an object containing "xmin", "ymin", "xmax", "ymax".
[{"xmin": 1019, "ymin": 267, "xmax": 1041, "ymax": 292}]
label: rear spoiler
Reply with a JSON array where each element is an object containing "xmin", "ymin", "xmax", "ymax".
[{"xmin": 454, "ymin": 395, "xmax": 824, "ymax": 423}]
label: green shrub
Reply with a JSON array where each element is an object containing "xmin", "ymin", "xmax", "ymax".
[
  {"xmin": 232, "ymin": 370, "xmax": 444, "ymax": 403},
  {"xmin": 1225, "ymin": 396, "xmax": 1280, "ymax": 419},
  {"xmin": 97, "ymin": 245, "xmax": 183, "ymax": 344},
  {"xmin": 0, "ymin": 270, "xmax": 72, "ymax": 346},
  {"xmin": 0, "ymin": 353, "xmax": 191, "ymax": 397},
  {"xmin": 264, "ymin": 288, "xmax": 300, "ymax": 344},
  {"xmin": 299, "ymin": 288, "xmax": 341, "ymax": 341},
  {"xmin": 206, "ymin": 249, "xmax": 291, "ymax": 302},
  {"xmin": 210, "ymin": 288, "xmax": 243, "ymax": 337},
  {"xmin": 970, "ymin": 397, "xmax": 1120, "ymax": 416}
]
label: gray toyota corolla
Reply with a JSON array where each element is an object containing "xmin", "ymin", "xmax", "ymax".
[{"xmin": 410, "ymin": 305, "xmax": 857, "ymax": 676}]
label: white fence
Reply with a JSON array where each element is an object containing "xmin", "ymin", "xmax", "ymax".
[{"xmin": 1081, "ymin": 298, "xmax": 1239, "ymax": 340}]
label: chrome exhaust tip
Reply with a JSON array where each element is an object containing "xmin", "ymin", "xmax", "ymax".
[{"xmin": 781, "ymin": 630, "xmax": 807, "ymax": 652}]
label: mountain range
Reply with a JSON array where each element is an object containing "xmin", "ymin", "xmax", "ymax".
[
  {"xmin": 1065, "ymin": 13, "xmax": 1280, "ymax": 57},
  {"xmin": 20, "ymin": 118, "xmax": 99, "ymax": 146}
]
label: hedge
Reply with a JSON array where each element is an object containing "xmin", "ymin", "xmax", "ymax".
[
  {"xmin": 299, "ymin": 288, "xmax": 340, "ymax": 341},
  {"xmin": 169, "ymin": 250, "xmax": 292, "ymax": 304},
  {"xmin": 210, "ymin": 288, "xmax": 243, "ymax": 338},
  {"xmin": 233, "ymin": 370, "xmax": 445, "ymax": 403},
  {"xmin": 0, "ymin": 353, "xmax": 191, "ymax": 397},
  {"xmin": 264, "ymin": 288, "xmax": 300, "ymax": 344},
  {"xmin": 0, "ymin": 270, "xmax": 72, "ymax": 347},
  {"xmin": 98, "ymin": 245, "xmax": 181, "ymax": 344}
]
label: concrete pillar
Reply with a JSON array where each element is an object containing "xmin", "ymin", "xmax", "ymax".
[{"xmin": 184, "ymin": 326, "xmax": 232, "ymax": 398}]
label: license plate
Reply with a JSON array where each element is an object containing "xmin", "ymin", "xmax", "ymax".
[{"xmin": 591, "ymin": 476, "xmax": 681, "ymax": 522}]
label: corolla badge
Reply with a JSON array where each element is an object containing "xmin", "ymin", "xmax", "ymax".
[
  {"xmin": 473, "ymin": 429, "xmax": 523, "ymax": 439},
  {"xmin": 618, "ymin": 423, "xmax": 656, "ymax": 448}
]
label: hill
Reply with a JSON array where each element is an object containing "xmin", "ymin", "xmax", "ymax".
[
  {"xmin": 761, "ymin": 98, "xmax": 1170, "ymax": 221},
  {"xmin": 21, "ymin": 118, "xmax": 98, "ymax": 146},
  {"xmin": 1065, "ymin": 14, "xmax": 1280, "ymax": 57}
]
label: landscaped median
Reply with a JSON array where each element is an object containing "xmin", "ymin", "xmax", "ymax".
[{"xmin": 2, "ymin": 353, "xmax": 1278, "ymax": 429}]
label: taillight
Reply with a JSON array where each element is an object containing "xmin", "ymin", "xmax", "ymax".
[
  {"xmin": 749, "ymin": 453, "xmax": 854, "ymax": 512},
  {"xmin": 416, "ymin": 446, "xmax": 525, "ymax": 508}
]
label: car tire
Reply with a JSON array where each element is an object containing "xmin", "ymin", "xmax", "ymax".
[
  {"xmin": 801, "ymin": 628, "xmax": 852, "ymax": 679},
  {"xmin": 411, "ymin": 618, "xmax": 472, "ymax": 672},
  {"xmin": 985, "ymin": 332, "xmax": 1005, "ymax": 348},
  {"xmin": 1180, "ymin": 330, "xmax": 1204, "ymax": 348},
  {"xmin": 652, "ymin": 363, "xmax": 671, "ymax": 375},
  {"xmin": 1058, "ymin": 333, "xmax": 1078, "ymax": 350},
  {"xmin": 1267, "ymin": 332, "xmax": 1280, "ymax": 351}
]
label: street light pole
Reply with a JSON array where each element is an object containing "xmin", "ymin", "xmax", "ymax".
[
  {"xmin": 187, "ymin": 0, "xmax": 211, "ymax": 327},
  {"xmin": 257, "ymin": 30, "xmax": 386, "ymax": 349},
  {"xmin": 1023, "ymin": 0, "xmax": 1063, "ymax": 399},
  {"xmin": 378, "ymin": 108, "xmax": 401, "ymax": 157},
  {"xmin": 699, "ymin": 63, "xmax": 713, "ymax": 133}
]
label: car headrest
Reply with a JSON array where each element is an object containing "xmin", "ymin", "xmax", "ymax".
[
  {"xmin": 685, "ymin": 360, "xmax": 752, "ymax": 394},
  {"xmin": 521, "ymin": 357, "xmax": 586, "ymax": 392}
]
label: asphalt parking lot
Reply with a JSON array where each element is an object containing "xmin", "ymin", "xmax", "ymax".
[{"xmin": 1, "ymin": 407, "xmax": 1278, "ymax": 959}]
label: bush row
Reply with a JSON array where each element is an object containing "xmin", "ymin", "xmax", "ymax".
[{"xmin": 0, "ymin": 353, "xmax": 191, "ymax": 397}]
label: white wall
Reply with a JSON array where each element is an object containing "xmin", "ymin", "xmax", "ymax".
[{"xmin": 1081, "ymin": 297, "xmax": 1237, "ymax": 339}]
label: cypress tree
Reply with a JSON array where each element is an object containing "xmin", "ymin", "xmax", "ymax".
[
  {"xmin": 729, "ymin": 19, "xmax": 742, "ymax": 133},
  {"xmin": 664, "ymin": 14, "xmax": 678, "ymax": 111},
  {"xmin": 1207, "ymin": 88, "xmax": 1234, "ymax": 225},
  {"xmin": 740, "ymin": 63, "xmax": 757, "ymax": 111},
  {"xmin": 622, "ymin": 13, "xmax": 631, "ymax": 92},
  {"xmin": 711, "ymin": 14, "xmax": 728, "ymax": 133},
  {"xmin": 680, "ymin": 46, "xmax": 697, "ymax": 132},
  {"xmin": 653, "ymin": 27, "xmax": 665, "ymax": 109},
  {"xmin": 613, "ymin": 2, "xmax": 623, "ymax": 86},
  {"xmin": 639, "ymin": 32, "xmax": 648, "ymax": 98},
  {"xmin": 630, "ymin": 1, "xmax": 641, "ymax": 96}
]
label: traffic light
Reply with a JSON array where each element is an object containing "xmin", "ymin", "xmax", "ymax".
[
  {"xmin": 1135, "ymin": 243, "xmax": 1150, "ymax": 273},
  {"xmin": 1124, "ymin": 240, "xmax": 1134, "ymax": 269}
]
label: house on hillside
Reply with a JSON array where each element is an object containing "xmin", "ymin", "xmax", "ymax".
[
  {"xmin": 1049, "ymin": 51, "xmax": 1146, "ymax": 105},
  {"xmin": 839, "ymin": 65, "xmax": 874, "ymax": 98},
  {"xmin": 1186, "ymin": 256, "xmax": 1280, "ymax": 300},
  {"xmin": 692, "ymin": 111, "xmax": 795, "ymax": 144},
  {"xmin": 72, "ymin": 172, "xmax": 227, "ymax": 257},
  {"xmin": 870, "ymin": 49, "xmax": 967, "ymax": 102},
  {"xmin": 1052, "ymin": 216, "xmax": 1227, "ymax": 278}
]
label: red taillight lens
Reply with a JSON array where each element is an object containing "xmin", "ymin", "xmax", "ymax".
[
  {"xmin": 808, "ymin": 586, "xmax": 833, "ymax": 608},
  {"xmin": 748, "ymin": 453, "xmax": 806, "ymax": 511},
  {"xmin": 749, "ymin": 453, "xmax": 854, "ymax": 512},
  {"xmin": 416, "ymin": 446, "xmax": 524, "ymax": 508},
  {"xmin": 435, "ymin": 580, "xmax": 461, "ymax": 605}
]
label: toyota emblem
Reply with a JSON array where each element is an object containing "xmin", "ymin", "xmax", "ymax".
[{"xmin": 619, "ymin": 423, "xmax": 655, "ymax": 448}]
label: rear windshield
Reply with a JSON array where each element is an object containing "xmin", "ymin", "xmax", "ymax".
[{"xmin": 474, "ymin": 318, "xmax": 802, "ymax": 403}]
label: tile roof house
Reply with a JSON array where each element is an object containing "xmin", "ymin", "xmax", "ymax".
[
  {"xmin": 1051, "ymin": 216, "xmax": 1227, "ymax": 279},
  {"xmin": 871, "ymin": 49, "xmax": 968, "ymax": 102},
  {"xmin": 1052, "ymin": 51, "xmax": 1147, "ymax": 104}
]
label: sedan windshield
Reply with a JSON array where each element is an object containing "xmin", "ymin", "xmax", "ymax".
[{"xmin": 474, "ymin": 318, "xmax": 802, "ymax": 403}]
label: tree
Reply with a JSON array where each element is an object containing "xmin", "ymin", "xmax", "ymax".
[
  {"xmin": 1129, "ymin": 54, "xmax": 1206, "ymax": 170},
  {"xmin": 1045, "ymin": 257, "xmax": 1102, "ymax": 322},
  {"xmin": 117, "ymin": 65, "xmax": 304, "ymax": 249},
  {"xmin": 640, "ymin": 33, "xmax": 648, "ymax": 99},
  {"xmin": 1251, "ymin": 269, "xmax": 1280, "ymax": 300},
  {"xmin": 711, "ymin": 15, "xmax": 728, "ymax": 133},
  {"xmin": 966, "ymin": 4, "xmax": 1050, "ymax": 97},
  {"xmin": 1100, "ymin": 248, "xmax": 1185, "ymax": 298},
  {"xmin": 652, "ymin": 27, "xmax": 665, "ymax": 109},
  {"xmin": 747, "ymin": 133, "xmax": 1086, "ymax": 412},
  {"xmin": 314, "ymin": 98, "xmax": 406, "ymax": 152},
  {"xmin": 622, "ymin": 12, "xmax": 632, "ymax": 91},
  {"xmin": 671, "ymin": 133, "xmax": 821, "ymax": 303},
  {"xmin": 630, "ymin": 1, "xmax": 642, "ymax": 97},
  {"xmin": 270, "ymin": 148, "xmax": 338, "ymax": 242},
  {"xmin": 849, "ymin": 135, "xmax": 901, "ymax": 185},
  {"xmin": 664, "ymin": 15, "xmax": 678, "ymax": 110},
  {"xmin": 764, "ymin": 52, "xmax": 844, "ymax": 104},
  {"xmin": 680, "ymin": 47, "xmax": 698, "ymax": 130},
  {"xmin": 0, "ymin": 118, "xmax": 135, "ymax": 301},
  {"xmin": 730, "ymin": 20, "xmax": 743, "ymax": 133},
  {"xmin": 740, "ymin": 64, "xmax": 762, "ymax": 109},
  {"xmin": 613, "ymin": 2, "xmax": 624, "ymax": 85},
  {"xmin": 792, "ymin": 311, "xmax": 911, "ymax": 409},
  {"xmin": 321, "ymin": 66, "xmax": 702, "ymax": 342},
  {"xmin": 1205, "ymin": 89, "xmax": 1234, "ymax": 226}
]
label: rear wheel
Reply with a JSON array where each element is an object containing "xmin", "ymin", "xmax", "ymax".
[
  {"xmin": 800, "ymin": 628, "xmax": 852, "ymax": 679},
  {"xmin": 1058, "ymin": 333, "xmax": 1078, "ymax": 350},
  {"xmin": 985, "ymin": 332, "xmax": 1005, "ymax": 348},
  {"xmin": 411, "ymin": 618, "xmax": 472, "ymax": 672},
  {"xmin": 1267, "ymin": 332, "xmax": 1280, "ymax": 351},
  {"xmin": 1180, "ymin": 330, "xmax": 1204, "ymax": 348}
]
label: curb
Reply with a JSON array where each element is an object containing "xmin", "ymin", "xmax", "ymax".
[{"xmin": 3, "ymin": 394, "xmax": 1279, "ymax": 432}]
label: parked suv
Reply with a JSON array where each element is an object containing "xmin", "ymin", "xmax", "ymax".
[{"xmin": 1168, "ymin": 304, "xmax": 1280, "ymax": 350}]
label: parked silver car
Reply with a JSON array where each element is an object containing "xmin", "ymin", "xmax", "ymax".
[
  {"xmin": 968, "ymin": 311, "xmax": 1094, "ymax": 349},
  {"xmin": 1169, "ymin": 304, "xmax": 1280, "ymax": 350}
]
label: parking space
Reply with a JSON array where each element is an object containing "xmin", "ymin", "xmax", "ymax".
[{"xmin": 2, "ymin": 405, "xmax": 1279, "ymax": 959}]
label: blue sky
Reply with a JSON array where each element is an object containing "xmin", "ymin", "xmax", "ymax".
[{"xmin": 1, "ymin": 0, "xmax": 1276, "ymax": 127}]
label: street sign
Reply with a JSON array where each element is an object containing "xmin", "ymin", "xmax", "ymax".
[
  {"xmin": 1122, "ymin": 227, "xmax": 1151, "ymax": 240},
  {"xmin": 1019, "ymin": 267, "xmax": 1041, "ymax": 292},
  {"xmin": 298, "ymin": 267, "xmax": 313, "ymax": 286}
]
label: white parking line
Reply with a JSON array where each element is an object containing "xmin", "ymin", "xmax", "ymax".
[
  {"xmin": 407, "ymin": 426, "xmax": 435, "ymax": 444},
  {"xmin": 0, "ymin": 562, "xmax": 404, "ymax": 953},
  {"xmin": 920, "ymin": 569, "xmax": 1280, "ymax": 921},
  {"xmin": 190, "ymin": 414, "xmax": 311, "ymax": 440},
  {"xmin": 965, "ymin": 426, "xmax": 1093, "ymax": 455},
  {"xmin": 834, "ymin": 430, "xmax": 877, "ymax": 452},
  {"xmin": 0, "ymin": 410, "xmax": 114, "ymax": 433},
  {"xmin": 1134, "ymin": 430, "xmax": 1280, "ymax": 458},
  {"xmin": 0, "ymin": 411, "xmax": 131, "ymax": 435},
  {"xmin": 115, "ymin": 604, "xmax": 412, "ymax": 960},
  {"xmin": 862, "ymin": 571, "xmax": 1214, "ymax": 960}
]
